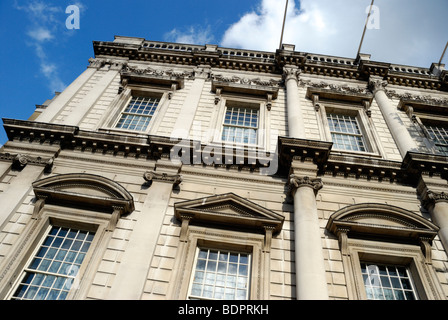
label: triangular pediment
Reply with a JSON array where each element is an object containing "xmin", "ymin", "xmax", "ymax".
[{"xmin": 174, "ymin": 193, "xmax": 284, "ymax": 233}]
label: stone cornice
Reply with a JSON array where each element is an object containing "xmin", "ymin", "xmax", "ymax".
[{"xmin": 93, "ymin": 38, "xmax": 448, "ymax": 91}]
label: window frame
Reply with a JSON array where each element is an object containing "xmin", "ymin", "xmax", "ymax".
[
  {"xmin": 0, "ymin": 173, "xmax": 135, "ymax": 300},
  {"xmin": 345, "ymin": 239, "xmax": 433, "ymax": 300},
  {"xmin": 318, "ymin": 101, "xmax": 382, "ymax": 157},
  {"xmin": 211, "ymin": 95, "xmax": 269, "ymax": 150},
  {"xmin": 3, "ymin": 207, "xmax": 109, "ymax": 300},
  {"xmin": 113, "ymin": 95, "xmax": 161, "ymax": 132},
  {"xmin": 98, "ymin": 85, "xmax": 170, "ymax": 136},
  {"xmin": 9, "ymin": 224, "xmax": 97, "ymax": 301},
  {"xmin": 186, "ymin": 246, "xmax": 253, "ymax": 300},
  {"xmin": 326, "ymin": 203, "xmax": 444, "ymax": 300},
  {"xmin": 168, "ymin": 193, "xmax": 284, "ymax": 300},
  {"xmin": 172, "ymin": 227, "xmax": 264, "ymax": 300},
  {"xmin": 221, "ymin": 102, "xmax": 260, "ymax": 146},
  {"xmin": 414, "ymin": 113, "xmax": 448, "ymax": 156}
]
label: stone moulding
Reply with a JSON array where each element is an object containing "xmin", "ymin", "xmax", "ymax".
[
  {"xmin": 93, "ymin": 39, "xmax": 448, "ymax": 91},
  {"xmin": 32, "ymin": 173, "xmax": 135, "ymax": 214},
  {"xmin": 326, "ymin": 203, "xmax": 439, "ymax": 249},
  {"xmin": 174, "ymin": 192, "xmax": 284, "ymax": 235}
]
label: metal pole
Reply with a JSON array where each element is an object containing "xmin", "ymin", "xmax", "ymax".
[
  {"xmin": 356, "ymin": 0, "xmax": 374, "ymax": 59},
  {"xmin": 439, "ymin": 41, "xmax": 448, "ymax": 66},
  {"xmin": 279, "ymin": 0, "xmax": 289, "ymax": 50}
]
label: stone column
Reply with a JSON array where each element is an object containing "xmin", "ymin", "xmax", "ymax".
[
  {"xmin": 424, "ymin": 191, "xmax": 448, "ymax": 252},
  {"xmin": 284, "ymin": 66, "xmax": 306, "ymax": 139},
  {"xmin": 418, "ymin": 175, "xmax": 448, "ymax": 252},
  {"xmin": 369, "ymin": 76, "xmax": 418, "ymax": 157},
  {"xmin": 289, "ymin": 174, "xmax": 328, "ymax": 300},
  {"xmin": 107, "ymin": 162, "xmax": 182, "ymax": 300}
]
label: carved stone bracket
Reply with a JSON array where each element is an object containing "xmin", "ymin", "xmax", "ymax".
[
  {"xmin": 288, "ymin": 175, "xmax": 323, "ymax": 195},
  {"xmin": 143, "ymin": 171, "xmax": 183, "ymax": 186},
  {"xmin": 0, "ymin": 153, "xmax": 54, "ymax": 172}
]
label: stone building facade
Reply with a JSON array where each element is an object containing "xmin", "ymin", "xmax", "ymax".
[{"xmin": 0, "ymin": 35, "xmax": 448, "ymax": 300}]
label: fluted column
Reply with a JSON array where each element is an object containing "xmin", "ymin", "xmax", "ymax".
[
  {"xmin": 369, "ymin": 76, "xmax": 418, "ymax": 157},
  {"xmin": 284, "ymin": 66, "xmax": 306, "ymax": 139},
  {"xmin": 289, "ymin": 175, "xmax": 328, "ymax": 300}
]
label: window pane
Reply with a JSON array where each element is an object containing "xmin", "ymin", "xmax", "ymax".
[
  {"xmin": 10, "ymin": 226, "xmax": 95, "ymax": 300},
  {"xmin": 222, "ymin": 106, "xmax": 259, "ymax": 145},
  {"xmin": 361, "ymin": 263, "xmax": 418, "ymax": 300},
  {"xmin": 188, "ymin": 248, "xmax": 251, "ymax": 300},
  {"xmin": 115, "ymin": 96, "xmax": 159, "ymax": 131},
  {"xmin": 327, "ymin": 113, "xmax": 367, "ymax": 152}
]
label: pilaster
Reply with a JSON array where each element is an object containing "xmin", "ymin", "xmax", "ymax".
[
  {"xmin": 0, "ymin": 153, "xmax": 54, "ymax": 230},
  {"xmin": 107, "ymin": 159, "xmax": 182, "ymax": 300}
]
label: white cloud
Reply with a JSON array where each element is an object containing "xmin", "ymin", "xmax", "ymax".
[
  {"xmin": 27, "ymin": 27, "xmax": 54, "ymax": 42},
  {"xmin": 164, "ymin": 25, "xmax": 215, "ymax": 45},
  {"xmin": 14, "ymin": 0, "xmax": 78, "ymax": 93},
  {"xmin": 220, "ymin": 0, "xmax": 448, "ymax": 67}
]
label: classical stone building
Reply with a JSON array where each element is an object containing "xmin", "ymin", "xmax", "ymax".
[{"xmin": 1, "ymin": 35, "xmax": 448, "ymax": 300}]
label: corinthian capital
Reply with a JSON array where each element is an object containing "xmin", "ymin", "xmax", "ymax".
[
  {"xmin": 283, "ymin": 66, "xmax": 301, "ymax": 82},
  {"xmin": 368, "ymin": 76, "xmax": 388, "ymax": 93},
  {"xmin": 427, "ymin": 191, "xmax": 448, "ymax": 204},
  {"xmin": 288, "ymin": 175, "xmax": 323, "ymax": 194}
]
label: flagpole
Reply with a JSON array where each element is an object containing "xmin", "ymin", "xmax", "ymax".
[
  {"xmin": 279, "ymin": 0, "xmax": 289, "ymax": 49},
  {"xmin": 356, "ymin": 0, "xmax": 374, "ymax": 59},
  {"xmin": 439, "ymin": 41, "xmax": 448, "ymax": 66}
]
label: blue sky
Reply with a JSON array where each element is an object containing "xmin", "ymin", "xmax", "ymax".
[{"xmin": 1, "ymin": 0, "xmax": 447, "ymax": 146}]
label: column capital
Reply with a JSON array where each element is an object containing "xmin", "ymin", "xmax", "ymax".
[
  {"xmin": 368, "ymin": 75, "xmax": 388, "ymax": 94},
  {"xmin": 283, "ymin": 66, "xmax": 301, "ymax": 82},
  {"xmin": 426, "ymin": 190, "xmax": 448, "ymax": 205},
  {"xmin": 288, "ymin": 175, "xmax": 323, "ymax": 194}
]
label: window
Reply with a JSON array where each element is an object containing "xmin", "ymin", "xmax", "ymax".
[
  {"xmin": 423, "ymin": 123, "xmax": 448, "ymax": 155},
  {"xmin": 0, "ymin": 173, "xmax": 135, "ymax": 300},
  {"xmin": 327, "ymin": 113, "xmax": 367, "ymax": 152},
  {"xmin": 10, "ymin": 226, "xmax": 95, "ymax": 300},
  {"xmin": 222, "ymin": 105, "xmax": 259, "ymax": 145},
  {"xmin": 326, "ymin": 203, "xmax": 444, "ymax": 300},
  {"xmin": 169, "ymin": 193, "xmax": 284, "ymax": 300},
  {"xmin": 115, "ymin": 95, "xmax": 160, "ymax": 131},
  {"xmin": 188, "ymin": 248, "xmax": 251, "ymax": 300},
  {"xmin": 361, "ymin": 263, "xmax": 418, "ymax": 300}
]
